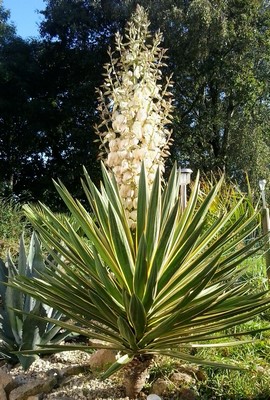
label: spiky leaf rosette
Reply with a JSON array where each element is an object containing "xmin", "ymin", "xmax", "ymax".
[
  {"xmin": 0, "ymin": 233, "xmax": 69, "ymax": 369},
  {"xmin": 12, "ymin": 164, "xmax": 269, "ymax": 377}
]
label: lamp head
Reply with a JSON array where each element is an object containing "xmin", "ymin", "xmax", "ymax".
[
  {"xmin": 179, "ymin": 168, "xmax": 193, "ymax": 185},
  {"xmin": 259, "ymin": 179, "xmax": 267, "ymax": 192}
]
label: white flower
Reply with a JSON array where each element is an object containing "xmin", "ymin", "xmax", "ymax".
[
  {"xmin": 133, "ymin": 198, "xmax": 138, "ymax": 208},
  {"xmin": 107, "ymin": 152, "xmax": 120, "ymax": 166},
  {"xmin": 131, "ymin": 160, "xmax": 142, "ymax": 173},
  {"xmin": 119, "ymin": 139, "xmax": 130, "ymax": 149},
  {"xmin": 143, "ymin": 123, "xmax": 154, "ymax": 136},
  {"xmin": 109, "ymin": 140, "xmax": 118, "ymax": 152},
  {"xmin": 133, "ymin": 89, "xmax": 144, "ymax": 104},
  {"xmin": 141, "ymin": 86, "xmax": 151, "ymax": 98},
  {"xmin": 129, "ymin": 210, "xmax": 137, "ymax": 221},
  {"xmin": 105, "ymin": 132, "xmax": 116, "ymax": 142},
  {"xmin": 137, "ymin": 109, "xmax": 148, "ymax": 122},
  {"xmin": 118, "ymin": 149, "xmax": 130, "ymax": 160},
  {"xmin": 96, "ymin": 6, "xmax": 173, "ymax": 228},
  {"xmin": 124, "ymin": 197, "xmax": 134, "ymax": 210},
  {"xmin": 112, "ymin": 114, "xmax": 126, "ymax": 132},
  {"xmin": 129, "ymin": 138, "xmax": 139, "ymax": 146},
  {"xmin": 134, "ymin": 174, "xmax": 141, "ymax": 186},
  {"xmin": 123, "ymin": 171, "xmax": 133, "ymax": 181},
  {"xmin": 147, "ymin": 112, "xmax": 160, "ymax": 124},
  {"xmin": 128, "ymin": 218, "xmax": 137, "ymax": 230},
  {"xmin": 144, "ymin": 159, "xmax": 153, "ymax": 168},
  {"xmin": 126, "ymin": 52, "xmax": 134, "ymax": 62},
  {"xmin": 148, "ymin": 173, "xmax": 156, "ymax": 182},
  {"xmin": 133, "ymin": 148, "xmax": 147, "ymax": 160},
  {"xmin": 119, "ymin": 185, "xmax": 130, "ymax": 197},
  {"xmin": 131, "ymin": 121, "xmax": 143, "ymax": 138},
  {"xmin": 121, "ymin": 160, "xmax": 129, "ymax": 171},
  {"xmin": 134, "ymin": 66, "xmax": 142, "ymax": 79},
  {"xmin": 119, "ymin": 101, "xmax": 129, "ymax": 109}
]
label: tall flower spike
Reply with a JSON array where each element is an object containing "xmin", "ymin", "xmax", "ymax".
[{"xmin": 95, "ymin": 5, "xmax": 174, "ymax": 228}]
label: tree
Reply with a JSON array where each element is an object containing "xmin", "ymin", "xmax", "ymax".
[
  {"xmin": 25, "ymin": 39, "xmax": 102, "ymax": 206},
  {"xmin": 0, "ymin": 0, "xmax": 15, "ymax": 41},
  {"xmin": 38, "ymin": 0, "xmax": 270, "ymax": 192},
  {"xmin": 0, "ymin": 2, "xmax": 45, "ymax": 199},
  {"xmin": 137, "ymin": 0, "xmax": 270, "ymax": 187},
  {"xmin": 1, "ymin": 0, "xmax": 270, "ymax": 203},
  {"xmin": 1, "ymin": 0, "xmax": 116, "ymax": 204},
  {"xmin": 29, "ymin": 0, "xmax": 126, "ymax": 204}
]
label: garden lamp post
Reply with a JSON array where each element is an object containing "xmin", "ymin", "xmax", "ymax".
[
  {"xmin": 259, "ymin": 179, "xmax": 267, "ymax": 208},
  {"xmin": 259, "ymin": 179, "xmax": 270, "ymax": 283},
  {"xmin": 179, "ymin": 168, "xmax": 193, "ymax": 210}
]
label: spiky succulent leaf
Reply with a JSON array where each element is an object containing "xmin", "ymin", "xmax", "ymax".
[
  {"xmin": 9, "ymin": 165, "xmax": 269, "ymax": 375},
  {"xmin": 101, "ymin": 354, "xmax": 134, "ymax": 380},
  {"xmin": 0, "ymin": 233, "xmax": 69, "ymax": 368}
]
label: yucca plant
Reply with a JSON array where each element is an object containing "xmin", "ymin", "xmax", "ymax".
[
  {"xmin": 10, "ymin": 163, "xmax": 270, "ymax": 397},
  {"xmin": 198, "ymin": 171, "xmax": 256, "ymax": 213},
  {"xmin": 0, "ymin": 232, "xmax": 70, "ymax": 369},
  {"xmin": 196, "ymin": 173, "xmax": 257, "ymax": 237}
]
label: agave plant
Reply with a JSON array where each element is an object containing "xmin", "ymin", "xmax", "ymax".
[
  {"xmin": 10, "ymin": 164, "xmax": 270, "ymax": 397},
  {"xmin": 0, "ymin": 232, "xmax": 70, "ymax": 369}
]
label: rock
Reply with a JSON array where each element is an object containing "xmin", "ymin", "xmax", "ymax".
[
  {"xmin": 138, "ymin": 393, "xmax": 147, "ymax": 399},
  {"xmin": 9, "ymin": 377, "xmax": 57, "ymax": 400},
  {"xmin": 178, "ymin": 387, "xmax": 197, "ymax": 400},
  {"xmin": 88, "ymin": 349, "xmax": 116, "ymax": 370},
  {"xmin": 195, "ymin": 369, "xmax": 207, "ymax": 382},
  {"xmin": 48, "ymin": 398, "xmax": 74, "ymax": 400},
  {"xmin": 57, "ymin": 365, "xmax": 88, "ymax": 379},
  {"xmin": 147, "ymin": 395, "xmax": 162, "ymax": 400},
  {"xmin": 0, "ymin": 384, "xmax": 7, "ymax": 400},
  {"xmin": 151, "ymin": 370, "xmax": 197, "ymax": 398},
  {"xmin": 0, "ymin": 369, "xmax": 15, "ymax": 391},
  {"xmin": 170, "ymin": 372, "xmax": 195, "ymax": 386},
  {"xmin": 172, "ymin": 364, "xmax": 207, "ymax": 382},
  {"xmin": 151, "ymin": 378, "xmax": 168, "ymax": 396},
  {"xmin": 27, "ymin": 396, "xmax": 42, "ymax": 400}
]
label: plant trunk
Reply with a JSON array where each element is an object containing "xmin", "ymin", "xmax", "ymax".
[{"xmin": 123, "ymin": 354, "xmax": 154, "ymax": 399}]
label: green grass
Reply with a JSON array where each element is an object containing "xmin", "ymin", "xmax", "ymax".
[
  {"xmin": 0, "ymin": 197, "xmax": 30, "ymax": 258},
  {"xmin": 237, "ymin": 255, "xmax": 269, "ymax": 294},
  {"xmin": 147, "ymin": 327, "xmax": 270, "ymax": 399},
  {"xmin": 0, "ymin": 198, "xmax": 82, "ymax": 259},
  {"xmin": 196, "ymin": 338, "xmax": 270, "ymax": 399},
  {"xmin": 194, "ymin": 317, "xmax": 270, "ymax": 398}
]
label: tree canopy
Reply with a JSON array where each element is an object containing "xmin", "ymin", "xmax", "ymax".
[{"xmin": 0, "ymin": 0, "xmax": 270, "ymax": 205}]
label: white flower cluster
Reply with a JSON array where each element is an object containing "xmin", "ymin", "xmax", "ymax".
[{"xmin": 96, "ymin": 5, "xmax": 173, "ymax": 228}]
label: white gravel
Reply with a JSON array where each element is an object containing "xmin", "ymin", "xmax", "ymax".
[{"xmin": 2, "ymin": 351, "xmax": 131, "ymax": 399}]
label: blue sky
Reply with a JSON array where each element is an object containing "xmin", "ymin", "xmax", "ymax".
[{"xmin": 3, "ymin": 0, "xmax": 45, "ymax": 38}]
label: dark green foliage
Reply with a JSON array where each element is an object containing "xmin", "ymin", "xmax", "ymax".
[
  {"xmin": 1, "ymin": 0, "xmax": 270, "ymax": 204},
  {"xmin": 0, "ymin": 232, "xmax": 69, "ymax": 369},
  {"xmin": 0, "ymin": 2, "xmax": 15, "ymax": 41},
  {"xmin": 123, "ymin": 0, "xmax": 270, "ymax": 187},
  {"xmin": 0, "ymin": 32, "xmax": 45, "ymax": 201}
]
